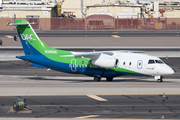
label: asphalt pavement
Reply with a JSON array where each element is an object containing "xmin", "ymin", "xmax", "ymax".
[
  {"xmin": 1, "ymin": 30, "xmax": 180, "ymax": 120},
  {"xmin": 1, "ymin": 30, "xmax": 180, "ymax": 37},
  {"xmin": 0, "ymin": 95, "xmax": 180, "ymax": 119}
]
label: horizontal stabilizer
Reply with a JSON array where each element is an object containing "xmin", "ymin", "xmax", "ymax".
[
  {"xmin": 6, "ymin": 22, "xmax": 36, "ymax": 26},
  {"xmin": 31, "ymin": 63, "xmax": 47, "ymax": 68}
]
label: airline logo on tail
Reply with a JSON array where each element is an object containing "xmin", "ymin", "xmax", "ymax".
[{"xmin": 20, "ymin": 34, "xmax": 35, "ymax": 41}]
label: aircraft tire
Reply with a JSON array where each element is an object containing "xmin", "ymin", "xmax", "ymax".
[
  {"xmin": 106, "ymin": 77, "xmax": 113, "ymax": 81},
  {"xmin": 157, "ymin": 79, "xmax": 163, "ymax": 83},
  {"xmin": 94, "ymin": 77, "xmax": 101, "ymax": 82}
]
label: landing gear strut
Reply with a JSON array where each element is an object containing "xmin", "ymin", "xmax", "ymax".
[
  {"xmin": 155, "ymin": 76, "xmax": 163, "ymax": 83},
  {"xmin": 157, "ymin": 76, "xmax": 163, "ymax": 83},
  {"xmin": 106, "ymin": 77, "xmax": 113, "ymax": 81},
  {"xmin": 94, "ymin": 76, "xmax": 101, "ymax": 82}
]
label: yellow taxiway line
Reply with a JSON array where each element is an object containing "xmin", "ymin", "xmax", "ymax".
[
  {"xmin": 74, "ymin": 115, "xmax": 100, "ymax": 119},
  {"xmin": 112, "ymin": 35, "xmax": 121, "ymax": 38},
  {"xmin": 6, "ymin": 35, "xmax": 14, "ymax": 38},
  {"xmin": 87, "ymin": 95, "xmax": 107, "ymax": 101}
]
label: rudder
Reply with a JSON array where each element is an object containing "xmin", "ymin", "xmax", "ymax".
[{"xmin": 13, "ymin": 19, "xmax": 48, "ymax": 55}]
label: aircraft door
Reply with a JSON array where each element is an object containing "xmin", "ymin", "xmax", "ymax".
[
  {"xmin": 137, "ymin": 60, "xmax": 143, "ymax": 69},
  {"xmin": 70, "ymin": 59, "xmax": 76, "ymax": 72}
]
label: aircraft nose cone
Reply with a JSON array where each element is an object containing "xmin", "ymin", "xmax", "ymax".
[
  {"xmin": 158, "ymin": 64, "xmax": 174, "ymax": 75},
  {"xmin": 165, "ymin": 65, "xmax": 174, "ymax": 75},
  {"xmin": 167, "ymin": 67, "xmax": 174, "ymax": 74}
]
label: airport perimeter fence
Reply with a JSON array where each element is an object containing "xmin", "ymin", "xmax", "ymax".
[{"xmin": 1, "ymin": 18, "xmax": 180, "ymax": 31}]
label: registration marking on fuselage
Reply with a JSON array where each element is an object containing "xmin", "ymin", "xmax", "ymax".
[{"xmin": 87, "ymin": 95, "xmax": 108, "ymax": 101}]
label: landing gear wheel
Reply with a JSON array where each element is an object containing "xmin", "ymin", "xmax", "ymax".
[
  {"xmin": 94, "ymin": 77, "xmax": 101, "ymax": 82},
  {"xmin": 157, "ymin": 79, "xmax": 163, "ymax": 83},
  {"xmin": 106, "ymin": 77, "xmax": 113, "ymax": 81}
]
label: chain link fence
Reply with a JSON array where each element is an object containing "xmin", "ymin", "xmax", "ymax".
[{"xmin": 1, "ymin": 18, "xmax": 180, "ymax": 31}]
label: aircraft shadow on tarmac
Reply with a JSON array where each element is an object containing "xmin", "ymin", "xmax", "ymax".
[{"xmin": 25, "ymin": 76, "xmax": 173, "ymax": 83}]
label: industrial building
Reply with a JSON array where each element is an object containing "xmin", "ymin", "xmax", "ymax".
[
  {"xmin": 0, "ymin": 0, "xmax": 58, "ymax": 18},
  {"xmin": 0, "ymin": 0, "xmax": 180, "ymax": 18},
  {"xmin": 62, "ymin": 0, "xmax": 180, "ymax": 18},
  {"xmin": 1, "ymin": 0, "xmax": 180, "ymax": 31},
  {"xmin": 1, "ymin": 0, "xmax": 180, "ymax": 18}
]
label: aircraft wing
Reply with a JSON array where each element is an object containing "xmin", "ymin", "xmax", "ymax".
[
  {"xmin": 60, "ymin": 50, "xmax": 144, "ymax": 59},
  {"xmin": 61, "ymin": 51, "xmax": 113, "ymax": 59}
]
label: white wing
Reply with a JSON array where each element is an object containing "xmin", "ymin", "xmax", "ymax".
[{"xmin": 60, "ymin": 50, "xmax": 144, "ymax": 59}]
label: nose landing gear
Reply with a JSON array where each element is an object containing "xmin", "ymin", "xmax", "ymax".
[{"xmin": 156, "ymin": 76, "xmax": 163, "ymax": 83}]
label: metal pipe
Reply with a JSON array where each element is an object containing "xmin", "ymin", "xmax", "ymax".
[{"xmin": 81, "ymin": 0, "xmax": 86, "ymax": 17}]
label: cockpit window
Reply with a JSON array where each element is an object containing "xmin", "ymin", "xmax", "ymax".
[
  {"xmin": 155, "ymin": 60, "xmax": 164, "ymax": 64},
  {"xmin": 148, "ymin": 60, "xmax": 155, "ymax": 64},
  {"xmin": 148, "ymin": 59, "xmax": 164, "ymax": 64}
]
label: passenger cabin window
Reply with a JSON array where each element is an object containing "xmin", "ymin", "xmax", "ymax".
[
  {"xmin": 129, "ymin": 62, "xmax": 131, "ymax": 65},
  {"xmin": 148, "ymin": 60, "xmax": 155, "ymax": 64},
  {"xmin": 123, "ymin": 62, "xmax": 125, "ymax": 65}
]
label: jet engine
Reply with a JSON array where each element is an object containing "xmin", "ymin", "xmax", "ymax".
[{"xmin": 92, "ymin": 54, "xmax": 118, "ymax": 68}]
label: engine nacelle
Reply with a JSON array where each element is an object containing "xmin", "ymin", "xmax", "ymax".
[{"xmin": 92, "ymin": 54, "xmax": 118, "ymax": 68}]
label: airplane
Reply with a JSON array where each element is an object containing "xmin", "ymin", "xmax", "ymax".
[{"xmin": 6, "ymin": 19, "xmax": 174, "ymax": 83}]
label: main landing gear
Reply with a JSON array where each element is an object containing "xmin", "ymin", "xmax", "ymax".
[
  {"xmin": 93, "ymin": 77, "xmax": 114, "ymax": 82},
  {"xmin": 94, "ymin": 76, "xmax": 101, "ymax": 82},
  {"xmin": 157, "ymin": 79, "xmax": 163, "ymax": 83}
]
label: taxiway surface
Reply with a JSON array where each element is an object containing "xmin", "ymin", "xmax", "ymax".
[
  {"xmin": 1, "ymin": 31, "xmax": 180, "ymax": 119},
  {"xmin": 1, "ymin": 30, "xmax": 180, "ymax": 47},
  {"xmin": 0, "ymin": 95, "xmax": 180, "ymax": 119},
  {"xmin": 1, "ymin": 36, "xmax": 180, "ymax": 47}
]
